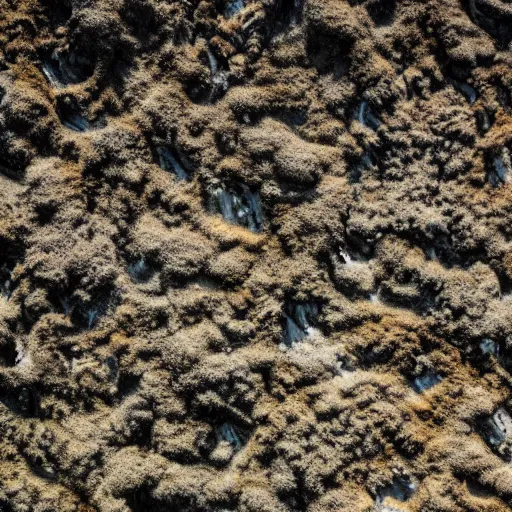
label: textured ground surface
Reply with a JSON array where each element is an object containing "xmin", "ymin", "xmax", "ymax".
[{"xmin": 1, "ymin": 0, "xmax": 512, "ymax": 510}]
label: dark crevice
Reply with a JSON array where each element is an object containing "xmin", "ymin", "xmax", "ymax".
[
  {"xmin": 367, "ymin": 0, "xmax": 396, "ymax": 26},
  {"xmin": 40, "ymin": 49, "xmax": 94, "ymax": 88},
  {"xmin": 462, "ymin": 0, "xmax": 512, "ymax": 49},
  {"xmin": 0, "ymin": 339, "xmax": 17, "ymax": 367}
]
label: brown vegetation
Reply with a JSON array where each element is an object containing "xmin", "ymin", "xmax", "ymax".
[{"xmin": 0, "ymin": 0, "xmax": 512, "ymax": 510}]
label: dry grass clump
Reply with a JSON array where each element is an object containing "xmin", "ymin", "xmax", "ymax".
[{"xmin": 0, "ymin": 0, "xmax": 512, "ymax": 510}]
